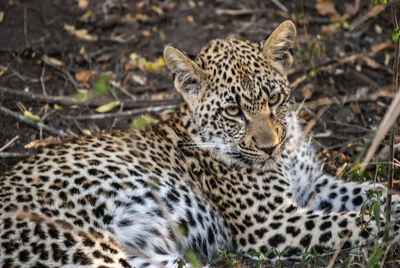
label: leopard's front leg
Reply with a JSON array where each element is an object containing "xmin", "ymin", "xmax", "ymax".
[{"xmin": 281, "ymin": 141, "xmax": 400, "ymax": 218}]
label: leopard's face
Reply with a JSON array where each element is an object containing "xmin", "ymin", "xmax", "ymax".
[{"xmin": 164, "ymin": 21, "xmax": 296, "ymax": 167}]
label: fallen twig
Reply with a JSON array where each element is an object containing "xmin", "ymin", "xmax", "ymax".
[
  {"xmin": 290, "ymin": 74, "xmax": 307, "ymax": 91},
  {"xmin": 327, "ymin": 233, "xmax": 350, "ymax": 268},
  {"xmin": 110, "ymin": 80, "xmax": 136, "ymax": 101},
  {"xmin": 23, "ymin": 7, "xmax": 29, "ymax": 47},
  {"xmin": 375, "ymin": 143, "xmax": 400, "ymax": 161},
  {"xmin": 270, "ymin": 0, "xmax": 288, "ymax": 13},
  {"xmin": 0, "ymin": 151, "xmax": 32, "ymax": 158},
  {"xmin": 215, "ymin": 8, "xmax": 268, "ymax": 16},
  {"xmin": 349, "ymin": 4, "xmax": 386, "ymax": 31},
  {"xmin": 8, "ymin": 68, "xmax": 41, "ymax": 83},
  {"xmin": 302, "ymin": 105, "xmax": 330, "ymax": 140},
  {"xmin": 289, "ymin": 45, "xmax": 393, "ymax": 77},
  {"xmin": 61, "ymin": 105, "xmax": 177, "ymax": 120},
  {"xmin": 0, "ymin": 85, "xmax": 180, "ymax": 108},
  {"xmin": 0, "ymin": 105, "xmax": 68, "ymax": 137},
  {"xmin": 303, "ymin": 86, "xmax": 395, "ymax": 110},
  {"xmin": 40, "ymin": 66, "xmax": 47, "ymax": 96},
  {"xmin": 0, "ymin": 136, "xmax": 19, "ymax": 152}
]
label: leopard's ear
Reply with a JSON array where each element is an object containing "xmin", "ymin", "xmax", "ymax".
[
  {"xmin": 262, "ymin": 20, "xmax": 297, "ymax": 72},
  {"xmin": 164, "ymin": 46, "xmax": 205, "ymax": 100}
]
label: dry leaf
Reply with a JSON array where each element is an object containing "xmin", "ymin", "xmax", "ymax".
[
  {"xmin": 96, "ymin": 54, "xmax": 111, "ymax": 63},
  {"xmin": 151, "ymin": 92, "xmax": 169, "ymax": 100},
  {"xmin": 42, "ymin": 55, "xmax": 65, "ymax": 69},
  {"xmin": 64, "ymin": 24, "xmax": 98, "ymax": 41},
  {"xmin": 144, "ymin": 57, "xmax": 164, "ymax": 71},
  {"xmin": 135, "ymin": 13, "xmax": 149, "ymax": 22},
  {"xmin": 75, "ymin": 70, "xmax": 95, "ymax": 87},
  {"xmin": 0, "ymin": 65, "xmax": 7, "ymax": 76},
  {"xmin": 344, "ymin": 0, "xmax": 360, "ymax": 16},
  {"xmin": 124, "ymin": 13, "xmax": 134, "ymax": 23},
  {"xmin": 151, "ymin": 5, "xmax": 164, "ymax": 16},
  {"xmin": 320, "ymin": 25, "xmax": 338, "ymax": 36},
  {"xmin": 187, "ymin": 15, "xmax": 195, "ymax": 25},
  {"xmin": 25, "ymin": 136, "xmax": 60, "ymax": 149},
  {"xmin": 315, "ymin": 0, "xmax": 337, "ymax": 16},
  {"xmin": 159, "ymin": 30, "xmax": 166, "ymax": 40},
  {"xmin": 127, "ymin": 54, "xmax": 165, "ymax": 72},
  {"xmin": 78, "ymin": 0, "xmax": 88, "ymax": 9},
  {"xmin": 110, "ymin": 33, "xmax": 129, "ymax": 43},
  {"xmin": 82, "ymin": 129, "xmax": 92, "ymax": 135},
  {"xmin": 74, "ymin": 29, "xmax": 97, "ymax": 41},
  {"xmin": 350, "ymin": 103, "xmax": 361, "ymax": 115},
  {"xmin": 136, "ymin": 1, "xmax": 146, "ymax": 10},
  {"xmin": 371, "ymin": 42, "xmax": 395, "ymax": 53},
  {"xmin": 95, "ymin": 101, "xmax": 121, "ymax": 113},
  {"xmin": 141, "ymin": 30, "xmax": 151, "ymax": 37},
  {"xmin": 131, "ymin": 74, "xmax": 147, "ymax": 86},
  {"xmin": 79, "ymin": 10, "xmax": 94, "ymax": 23}
]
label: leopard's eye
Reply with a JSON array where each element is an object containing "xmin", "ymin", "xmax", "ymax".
[
  {"xmin": 225, "ymin": 106, "xmax": 241, "ymax": 117},
  {"xmin": 268, "ymin": 93, "xmax": 281, "ymax": 106}
]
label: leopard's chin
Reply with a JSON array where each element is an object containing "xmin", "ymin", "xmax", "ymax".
[{"xmin": 228, "ymin": 151, "xmax": 277, "ymax": 169}]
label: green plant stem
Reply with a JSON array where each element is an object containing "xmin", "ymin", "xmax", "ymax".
[{"xmin": 385, "ymin": 0, "xmax": 400, "ymax": 242}]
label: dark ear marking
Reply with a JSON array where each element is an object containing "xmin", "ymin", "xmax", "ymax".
[{"xmin": 181, "ymin": 77, "xmax": 199, "ymax": 94}]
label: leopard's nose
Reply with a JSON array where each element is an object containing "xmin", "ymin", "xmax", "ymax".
[{"xmin": 259, "ymin": 146, "xmax": 275, "ymax": 155}]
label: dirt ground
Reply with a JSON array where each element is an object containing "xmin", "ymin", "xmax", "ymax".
[
  {"xmin": 0, "ymin": 0, "xmax": 400, "ymax": 266},
  {"xmin": 2, "ymin": 0, "xmax": 398, "ymax": 177}
]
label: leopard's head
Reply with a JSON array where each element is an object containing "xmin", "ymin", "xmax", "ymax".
[{"xmin": 164, "ymin": 21, "xmax": 297, "ymax": 168}]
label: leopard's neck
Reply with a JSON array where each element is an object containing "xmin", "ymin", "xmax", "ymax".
[{"xmin": 163, "ymin": 102, "xmax": 201, "ymax": 145}]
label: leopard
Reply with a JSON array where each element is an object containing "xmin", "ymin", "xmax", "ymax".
[{"xmin": 1, "ymin": 20, "xmax": 399, "ymax": 268}]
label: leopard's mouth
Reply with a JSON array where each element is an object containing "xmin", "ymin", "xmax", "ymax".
[{"xmin": 230, "ymin": 132, "xmax": 287, "ymax": 165}]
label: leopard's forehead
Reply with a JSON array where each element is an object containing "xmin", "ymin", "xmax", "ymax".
[{"xmin": 195, "ymin": 38, "xmax": 289, "ymax": 112}]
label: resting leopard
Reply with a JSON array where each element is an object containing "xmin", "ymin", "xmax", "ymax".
[{"xmin": 1, "ymin": 21, "xmax": 399, "ymax": 268}]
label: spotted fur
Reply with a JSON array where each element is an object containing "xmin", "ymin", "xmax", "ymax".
[{"xmin": 1, "ymin": 21, "xmax": 399, "ymax": 268}]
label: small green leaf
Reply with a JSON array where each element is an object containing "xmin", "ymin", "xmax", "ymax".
[
  {"xmin": 151, "ymin": 5, "xmax": 164, "ymax": 16},
  {"xmin": 336, "ymin": 162, "xmax": 347, "ymax": 178},
  {"xmin": 210, "ymin": 255, "xmax": 223, "ymax": 265},
  {"xmin": 92, "ymin": 73, "xmax": 110, "ymax": 95},
  {"xmin": 392, "ymin": 28, "xmax": 400, "ymax": 43},
  {"xmin": 188, "ymin": 0, "xmax": 196, "ymax": 8},
  {"xmin": 138, "ymin": 57, "xmax": 148, "ymax": 68},
  {"xmin": 129, "ymin": 52, "xmax": 138, "ymax": 60},
  {"xmin": 227, "ymin": 252, "xmax": 236, "ymax": 258},
  {"xmin": 130, "ymin": 115, "xmax": 158, "ymax": 130},
  {"xmin": 373, "ymin": 204, "xmax": 381, "ymax": 227},
  {"xmin": 177, "ymin": 258, "xmax": 186, "ymax": 268},
  {"xmin": 95, "ymin": 101, "xmax": 120, "ymax": 113},
  {"xmin": 185, "ymin": 251, "xmax": 201, "ymax": 268},
  {"xmin": 64, "ymin": 23, "xmax": 75, "ymax": 31},
  {"xmin": 53, "ymin": 104, "xmax": 64, "ymax": 110},
  {"xmin": 176, "ymin": 224, "xmax": 189, "ymax": 237},
  {"xmin": 24, "ymin": 110, "xmax": 40, "ymax": 122},
  {"xmin": 72, "ymin": 90, "xmax": 88, "ymax": 102}
]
